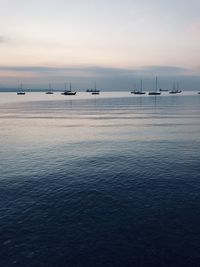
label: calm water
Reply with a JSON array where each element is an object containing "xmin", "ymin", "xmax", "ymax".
[{"xmin": 1, "ymin": 92, "xmax": 200, "ymax": 267}]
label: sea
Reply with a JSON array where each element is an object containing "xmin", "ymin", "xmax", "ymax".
[{"xmin": 0, "ymin": 91, "xmax": 200, "ymax": 267}]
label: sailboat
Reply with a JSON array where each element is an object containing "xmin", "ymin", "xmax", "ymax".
[
  {"xmin": 148, "ymin": 77, "xmax": 161, "ymax": 95},
  {"xmin": 61, "ymin": 82, "xmax": 77, "ymax": 95},
  {"xmin": 169, "ymin": 82, "xmax": 182, "ymax": 94},
  {"xmin": 131, "ymin": 80, "xmax": 146, "ymax": 94},
  {"xmin": 86, "ymin": 88, "xmax": 100, "ymax": 93},
  {"xmin": 159, "ymin": 88, "xmax": 168, "ymax": 92},
  {"xmin": 169, "ymin": 82, "xmax": 177, "ymax": 94},
  {"xmin": 17, "ymin": 83, "xmax": 26, "ymax": 95},
  {"xmin": 91, "ymin": 82, "xmax": 100, "ymax": 95},
  {"xmin": 46, "ymin": 83, "xmax": 54, "ymax": 94}
]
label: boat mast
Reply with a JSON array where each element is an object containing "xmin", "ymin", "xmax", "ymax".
[
  {"xmin": 156, "ymin": 77, "xmax": 158, "ymax": 92},
  {"xmin": 177, "ymin": 81, "xmax": 179, "ymax": 91},
  {"xmin": 141, "ymin": 79, "xmax": 143, "ymax": 92},
  {"xmin": 173, "ymin": 81, "xmax": 176, "ymax": 91}
]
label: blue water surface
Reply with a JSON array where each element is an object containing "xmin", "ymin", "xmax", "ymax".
[{"xmin": 0, "ymin": 93, "xmax": 200, "ymax": 266}]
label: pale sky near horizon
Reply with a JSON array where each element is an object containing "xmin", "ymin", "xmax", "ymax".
[{"xmin": 0, "ymin": 0, "xmax": 200, "ymax": 89}]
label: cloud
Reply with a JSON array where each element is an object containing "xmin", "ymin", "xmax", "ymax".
[
  {"xmin": 0, "ymin": 64, "xmax": 199, "ymax": 90},
  {"xmin": 0, "ymin": 65, "xmax": 134, "ymax": 79},
  {"xmin": 134, "ymin": 66, "xmax": 189, "ymax": 76},
  {"xmin": 0, "ymin": 65, "xmax": 189, "ymax": 76}
]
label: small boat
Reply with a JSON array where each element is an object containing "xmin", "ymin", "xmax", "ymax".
[
  {"xmin": 159, "ymin": 88, "xmax": 168, "ymax": 92},
  {"xmin": 46, "ymin": 84, "xmax": 54, "ymax": 94},
  {"xmin": 131, "ymin": 80, "xmax": 146, "ymax": 94},
  {"xmin": 86, "ymin": 89, "xmax": 100, "ymax": 93},
  {"xmin": 61, "ymin": 82, "xmax": 77, "ymax": 95},
  {"xmin": 86, "ymin": 82, "xmax": 100, "ymax": 94},
  {"xmin": 91, "ymin": 82, "xmax": 100, "ymax": 95},
  {"xmin": 17, "ymin": 83, "xmax": 26, "ymax": 95},
  {"xmin": 17, "ymin": 91, "xmax": 26, "ymax": 95},
  {"xmin": 198, "ymin": 92, "xmax": 200, "ymax": 94},
  {"xmin": 131, "ymin": 91, "xmax": 146, "ymax": 95},
  {"xmin": 148, "ymin": 91, "xmax": 161, "ymax": 95},
  {"xmin": 92, "ymin": 91, "xmax": 100, "ymax": 95},
  {"xmin": 169, "ymin": 90, "xmax": 182, "ymax": 94},
  {"xmin": 169, "ymin": 90, "xmax": 178, "ymax": 94},
  {"xmin": 148, "ymin": 77, "xmax": 161, "ymax": 95}
]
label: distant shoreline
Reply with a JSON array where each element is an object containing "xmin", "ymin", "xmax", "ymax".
[{"xmin": 0, "ymin": 89, "xmax": 200, "ymax": 93}]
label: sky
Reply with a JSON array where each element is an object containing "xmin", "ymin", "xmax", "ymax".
[{"xmin": 0, "ymin": 0, "xmax": 200, "ymax": 90}]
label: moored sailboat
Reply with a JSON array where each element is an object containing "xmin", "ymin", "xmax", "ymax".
[
  {"xmin": 46, "ymin": 84, "xmax": 54, "ymax": 94},
  {"xmin": 61, "ymin": 82, "xmax": 77, "ymax": 95},
  {"xmin": 131, "ymin": 80, "xmax": 146, "ymax": 94},
  {"xmin": 91, "ymin": 82, "xmax": 100, "ymax": 95},
  {"xmin": 17, "ymin": 83, "xmax": 26, "ymax": 95},
  {"xmin": 148, "ymin": 77, "xmax": 161, "ymax": 95},
  {"xmin": 169, "ymin": 82, "xmax": 182, "ymax": 94}
]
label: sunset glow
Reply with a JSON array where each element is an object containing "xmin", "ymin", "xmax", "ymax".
[{"xmin": 0, "ymin": 0, "xmax": 200, "ymax": 89}]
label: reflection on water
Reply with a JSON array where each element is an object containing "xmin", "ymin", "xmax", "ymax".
[{"xmin": 0, "ymin": 92, "xmax": 200, "ymax": 266}]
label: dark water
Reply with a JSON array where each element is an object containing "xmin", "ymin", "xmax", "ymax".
[{"xmin": 1, "ymin": 93, "xmax": 200, "ymax": 266}]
